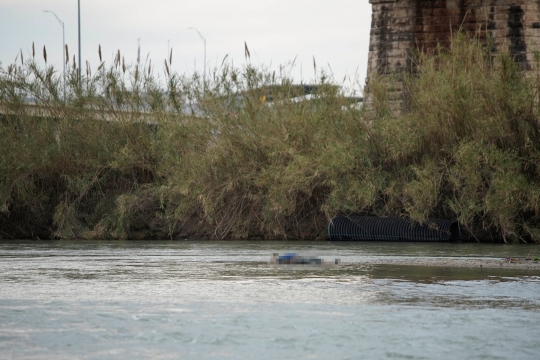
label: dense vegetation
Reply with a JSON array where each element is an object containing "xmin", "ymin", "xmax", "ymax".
[{"xmin": 1, "ymin": 36, "xmax": 539, "ymax": 242}]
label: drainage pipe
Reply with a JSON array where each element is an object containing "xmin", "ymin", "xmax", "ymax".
[{"xmin": 326, "ymin": 216, "xmax": 461, "ymax": 242}]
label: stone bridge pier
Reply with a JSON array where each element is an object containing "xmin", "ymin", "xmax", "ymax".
[{"xmin": 366, "ymin": 0, "xmax": 540, "ymax": 112}]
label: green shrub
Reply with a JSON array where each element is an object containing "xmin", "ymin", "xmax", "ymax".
[{"xmin": 1, "ymin": 36, "xmax": 539, "ymax": 242}]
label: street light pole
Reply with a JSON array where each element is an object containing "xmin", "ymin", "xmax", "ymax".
[
  {"xmin": 44, "ymin": 10, "xmax": 65, "ymax": 102},
  {"xmin": 78, "ymin": 0, "xmax": 81, "ymax": 82},
  {"xmin": 188, "ymin": 27, "xmax": 206, "ymax": 83}
]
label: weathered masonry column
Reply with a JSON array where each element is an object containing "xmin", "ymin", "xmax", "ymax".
[{"xmin": 366, "ymin": 0, "xmax": 540, "ymax": 111}]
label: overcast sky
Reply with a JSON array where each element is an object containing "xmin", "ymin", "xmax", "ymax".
[{"xmin": 0, "ymin": 0, "xmax": 372, "ymax": 94}]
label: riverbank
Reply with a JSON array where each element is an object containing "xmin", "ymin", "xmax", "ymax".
[{"xmin": 2, "ymin": 35, "xmax": 540, "ymax": 242}]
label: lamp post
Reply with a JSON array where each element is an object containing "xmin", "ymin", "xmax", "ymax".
[
  {"xmin": 188, "ymin": 27, "xmax": 206, "ymax": 83},
  {"xmin": 78, "ymin": 0, "xmax": 81, "ymax": 82},
  {"xmin": 44, "ymin": 10, "xmax": 65, "ymax": 102}
]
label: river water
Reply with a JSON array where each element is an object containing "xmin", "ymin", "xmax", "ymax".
[{"xmin": 1, "ymin": 240, "xmax": 539, "ymax": 359}]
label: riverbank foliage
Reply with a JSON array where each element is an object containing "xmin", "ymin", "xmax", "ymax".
[{"xmin": 1, "ymin": 35, "xmax": 540, "ymax": 242}]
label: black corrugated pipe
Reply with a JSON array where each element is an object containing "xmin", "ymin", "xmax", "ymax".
[{"xmin": 326, "ymin": 216, "xmax": 462, "ymax": 242}]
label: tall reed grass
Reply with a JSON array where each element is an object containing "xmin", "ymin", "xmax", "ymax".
[{"xmin": 1, "ymin": 35, "xmax": 539, "ymax": 242}]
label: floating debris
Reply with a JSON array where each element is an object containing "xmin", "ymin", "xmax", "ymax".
[{"xmin": 270, "ymin": 252, "xmax": 341, "ymax": 270}]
